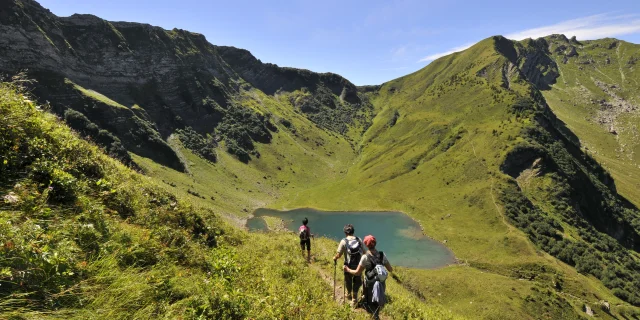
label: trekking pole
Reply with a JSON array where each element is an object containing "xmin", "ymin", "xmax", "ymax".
[{"xmin": 333, "ymin": 260, "xmax": 337, "ymax": 301}]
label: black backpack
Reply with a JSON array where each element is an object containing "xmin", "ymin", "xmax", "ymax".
[
  {"xmin": 365, "ymin": 251, "xmax": 388, "ymax": 284},
  {"xmin": 344, "ymin": 237, "xmax": 363, "ymax": 269},
  {"xmin": 298, "ymin": 226, "xmax": 309, "ymax": 240}
]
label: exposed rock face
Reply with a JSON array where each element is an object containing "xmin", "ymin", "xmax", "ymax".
[
  {"xmin": 565, "ymin": 46, "xmax": 578, "ymax": 57},
  {"xmin": 0, "ymin": 0, "xmax": 366, "ymax": 168},
  {"xmin": 216, "ymin": 46, "xmax": 360, "ymax": 104},
  {"xmin": 593, "ymin": 79, "xmax": 639, "ymax": 135},
  {"xmin": 570, "ymin": 36, "xmax": 581, "ymax": 45},
  {"xmin": 493, "ymin": 36, "xmax": 559, "ymax": 90},
  {"xmin": 500, "ymin": 145, "xmax": 546, "ymax": 178}
]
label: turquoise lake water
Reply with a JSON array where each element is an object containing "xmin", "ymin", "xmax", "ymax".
[{"xmin": 247, "ymin": 208, "xmax": 456, "ymax": 269}]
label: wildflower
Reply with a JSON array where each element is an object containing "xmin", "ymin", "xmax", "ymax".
[{"xmin": 2, "ymin": 192, "xmax": 19, "ymax": 204}]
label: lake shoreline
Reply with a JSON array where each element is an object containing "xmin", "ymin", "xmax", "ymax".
[
  {"xmin": 250, "ymin": 206, "xmax": 453, "ymax": 246},
  {"xmin": 247, "ymin": 206, "xmax": 459, "ymax": 270}
]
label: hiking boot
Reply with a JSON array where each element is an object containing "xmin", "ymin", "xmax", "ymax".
[
  {"xmin": 350, "ymin": 299, "xmax": 357, "ymax": 308},
  {"xmin": 346, "ymin": 294, "xmax": 352, "ymax": 301}
]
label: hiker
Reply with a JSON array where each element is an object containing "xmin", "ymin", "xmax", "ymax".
[
  {"xmin": 298, "ymin": 217, "xmax": 313, "ymax": 262},
  {"xmin": 343, "ymin": 235, "xmax": 392, "ymax": 319},
  {"xmin": 333, "ymin": 224, "xmax": 365, "ymax": 307}
]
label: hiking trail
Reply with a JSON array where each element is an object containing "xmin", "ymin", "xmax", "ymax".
[
  {"xmin": 309, "ymin": 258, "xmax": 390, "ymax": 320},
  {"xmin": 469, "ymin": 138, "xmax": 538, "ymax": 255}
]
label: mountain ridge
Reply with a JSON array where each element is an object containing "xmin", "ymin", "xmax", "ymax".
[{"xmin": 0, "ymin": 0, "xmax": 370, "ymax": 169}]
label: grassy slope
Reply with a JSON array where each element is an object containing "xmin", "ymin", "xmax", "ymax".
[
  {"xmin": 542, "ymin": 38, "xmax": 640, "ymax": 207},
  {"xmin": 133, "ymin": 87, "xmax": 358, "ymax": 220}
]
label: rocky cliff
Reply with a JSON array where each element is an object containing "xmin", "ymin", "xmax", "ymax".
[{"xmin": 0, "ymin": 0, "xmax": 368, "ymax": 169}]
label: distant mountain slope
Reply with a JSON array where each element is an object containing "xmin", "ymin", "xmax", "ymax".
[
  {"xmin": 0, "ymin": 0, "xmax": 371, "ymax": 170},
  {"xmin": 541, "ymin": 35, "xmax": 640, "ymax": 207}
]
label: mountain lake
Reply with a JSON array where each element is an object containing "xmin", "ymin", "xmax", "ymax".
[{"xmin": 247, "ymin": 208, "xmax": 456, "ymax": 269}]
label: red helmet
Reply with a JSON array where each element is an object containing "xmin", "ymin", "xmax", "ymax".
[{"xmin": 363, "ymin": 235, "xmax": 376, "ymax": 248}]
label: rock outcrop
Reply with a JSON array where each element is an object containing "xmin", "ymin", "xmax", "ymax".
[{"xmin": 493, "ymin": 36, "xmax": 559, "ymax": 90}]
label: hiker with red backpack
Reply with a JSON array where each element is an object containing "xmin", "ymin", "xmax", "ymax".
[
  {"xmin": 343, "ymin": 235, "xmax": 392, "ymax": 319},
  {"xmin": 299, "ymin": 217, "xmax": 313, "ymax": 262},
  {"xmin": 333, "ymin": 224, "xmax": 365, "ymax": 307}
]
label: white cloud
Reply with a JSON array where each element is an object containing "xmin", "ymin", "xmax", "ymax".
[
  {"xmin": 418, "ymin": 13, "xmax": 640, "ymax": 63},
  {"xmin": 505, "ymin": 14, "xmax": 640, "ymax": 40},
  {"xmin": 418, "ymin": 43, "xmax": 474, "ymax": 62}
]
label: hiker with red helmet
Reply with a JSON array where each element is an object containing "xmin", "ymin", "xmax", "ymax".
[{"xmin": 343, "ymin": 235, "xmax": 392, "ymax": 319}]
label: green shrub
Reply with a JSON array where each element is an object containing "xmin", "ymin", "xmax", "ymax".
[
  {"xmin": 64, "ymin": 109, "xmax": 134, "ymax": 166},
  {"xmin": 30, "ymin": 161, "xmax": 78, "ymax": 204},
  {"xmin": 500, "ymin": 97, "xmax": 640, "ymax": 306},
  {"xmin": 175, "ymin": 127, "xmax": 217, "ymax": 162}
]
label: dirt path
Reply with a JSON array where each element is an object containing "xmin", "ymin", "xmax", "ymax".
[
  {"xmin": 311, "ymin": 262, "xmax": 347, "ymax": 305},
  {"xmin": 469, "ymin": 139, "xmax": 512, "ymax": 233},
  {"xmin": 310, "ymin": 261, "xmax": 390, "ymax": 319}
]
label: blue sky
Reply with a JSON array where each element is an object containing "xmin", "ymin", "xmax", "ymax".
[{"xmin": 39, "ymin": 0, "xmax": 640, "ymax": 85}]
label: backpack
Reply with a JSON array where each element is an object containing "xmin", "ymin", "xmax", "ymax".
[
  {"xmin": 298, "ymin": 225, "xmax": 309, "ymax": 240},
  {"xmin": 365, "ymin": 251, "xmax": 388, "ymax": 283},
  {"xmin": 344, "ymin": 237, "xmax": 363, "ymax": 269}
]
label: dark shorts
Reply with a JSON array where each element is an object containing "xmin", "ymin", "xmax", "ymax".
[
  {"xmin": 344, "ymin": 272, "xmax": 362, "ymax": 297},
  {"xmin": 300, "ymin": 239, "xmax": 311, "ymax": 251}
]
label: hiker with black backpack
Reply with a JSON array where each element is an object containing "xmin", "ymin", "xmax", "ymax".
[
  {"xmin": 343, "ymin": 235, "xmax": 392, "ymax": 319},
  {"xmin": 298, "ymin": 217, "xmax": 313, "ymax": 262},
  {"xmin": 332, "ymin": 224, "xmax": 364, "ymax": 307}
]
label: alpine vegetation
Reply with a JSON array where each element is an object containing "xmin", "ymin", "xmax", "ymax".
[{"xmin": 1, "ymin": 0, "xmax": 639, "ymax": 319}]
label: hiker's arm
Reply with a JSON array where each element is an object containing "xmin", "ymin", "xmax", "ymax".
[
  {"xmin": 384, "ymin": 262, "xmax": 393, "ymax": 273},
  {"xmin": 333, "ymin": 241, "xmax": 344, "ymax": 261},
  {"xmin": 333, "ymin": 252, "xmax": 342, "ymax": 261},
  {"xmin": 343, "ymin": 264, "xmax": 364, "ymax": 276}
]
